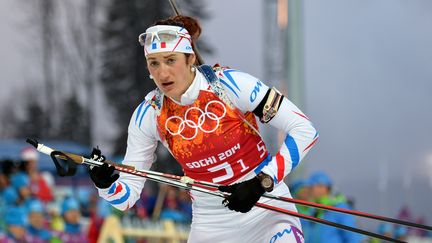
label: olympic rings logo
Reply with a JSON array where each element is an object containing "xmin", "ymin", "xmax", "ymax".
[{"xmin": 165, "ymin": 100, "xmax": 227, "ymax": 140}]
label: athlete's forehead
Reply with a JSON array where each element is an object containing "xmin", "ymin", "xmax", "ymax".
[{"xmin": 146, "ymin": 52, "xmax": 182, "ymax": 60}]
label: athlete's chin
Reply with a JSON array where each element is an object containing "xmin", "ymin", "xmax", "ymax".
[
  {"xmin": 160, "ymin": 85, "xmax": 175, "ymax": 94},
  {"xmin": 163, "ymin": 90, "xmax": 181, "ymax": 101},
  {"xmin": 159, "ymin": 84, "xmax": 185, "ymax": 101}
]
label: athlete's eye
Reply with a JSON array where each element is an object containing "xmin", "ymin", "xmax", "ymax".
[
  {"xmin": 148, "ymin": 61, "xmax": 159, "ymax": 68},
  {"xmin": 167, "ymin": 58, "xmax": 176, "ymax": 64}
]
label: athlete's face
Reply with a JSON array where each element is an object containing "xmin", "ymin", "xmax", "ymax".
[{"xmin": 146, "ymin": 52, "xmax": 196, "ymax": 102}]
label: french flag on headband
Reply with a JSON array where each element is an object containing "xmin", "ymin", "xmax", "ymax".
[{"xmin": 152, "ymin": 42, "xmax": 166, "ymax": 50}]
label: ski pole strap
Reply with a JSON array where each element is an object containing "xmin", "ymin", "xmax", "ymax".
[{"xmin": 50, "ymin": 151, "xmax": 77, "ymax": 177}]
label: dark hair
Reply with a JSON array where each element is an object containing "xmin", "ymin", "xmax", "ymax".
[
  {"xmin": 0, "ymin": 159, "xmax": 16, "ymax": 177},
  {"xmin": 154, "ymin": 15, "xmax": 202, "ymax": 42}
]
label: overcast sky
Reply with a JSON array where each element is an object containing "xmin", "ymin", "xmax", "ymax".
[
  {"xmin": 1, "ymin": 0, "xmax": 431, "ymax": 224},
  {"xmin": 302, "ymin": 0, "xmax": 432, "ymax": 222}
]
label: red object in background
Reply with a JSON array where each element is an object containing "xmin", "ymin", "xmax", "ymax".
[
  {"xmin": 87, "ymin": 213, "xmax": 104, "ymax": 243},
  {"xmin": 30, "ymin": 175, "xmax": 54, "ymax": 203},
  {"xmin": 397, "ymin": 205, "xmax": 412, "ymax": 221}
]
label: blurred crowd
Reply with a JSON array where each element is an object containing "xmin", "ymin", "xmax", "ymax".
[
  {"xmin": 290, "ymin": 171, "xmax": 432, "ymax": 243},
  {"xmin": 2, "ymin": 146, "xmax": 431, "ymax": 243},
  {"xmin": 0, "ymin": 146, "xmax": 192, "ymax": 243}
]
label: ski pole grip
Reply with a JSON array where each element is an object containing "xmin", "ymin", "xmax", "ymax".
[{"xmin": 60, "ymin": 152, "xmax": 85, "ymax": 164}]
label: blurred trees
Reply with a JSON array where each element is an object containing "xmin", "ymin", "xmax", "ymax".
[
  {"xmin": 9, "ymin": 0, "xmax": 211, "ymax": 159},
  {"xmin": 15, "ymin": 97, "xmax": 47, "ymax": 140},
  {"xmin": 58, "ymin": 94, "xmax": 90, "ymax": 143},
  {"xmin": 40, "ymin": 0, "xmax": 55, "ymax": 132},
  {"xmin": 12, "ymin": 0, "xmax": 100, "ymax": 145}
]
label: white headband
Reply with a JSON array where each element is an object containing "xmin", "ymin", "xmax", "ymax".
[{"xmin": 139, "ymin": 25, "xmax": 194, "ymax": 57}]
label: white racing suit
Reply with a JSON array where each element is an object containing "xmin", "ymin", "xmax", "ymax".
[{"xmin": 97, "ymin": 66, "xmax": 318, "ymax": 243}]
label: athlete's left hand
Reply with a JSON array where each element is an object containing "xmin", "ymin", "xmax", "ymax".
[{"xmin": 219, "ymin": 177, "xmax": 265, "ymax": 213}]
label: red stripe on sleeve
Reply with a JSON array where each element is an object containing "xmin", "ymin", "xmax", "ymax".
[
  {"xmin": 303, "ymin": 136, "xmax": 318, "ymax": 152},
  {"xmin": 293, "ymin": 111, "xmax": 310, "ymax": 120},
  {"xmin": 276, "ymin": 152, "xmax": 285, "ymax": 182}
]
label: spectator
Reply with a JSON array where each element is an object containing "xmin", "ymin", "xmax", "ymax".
[
  {"xmin": 27, "ymin": 199, "xmax": 61, "ymax": 242},
  {"xmin": 378, "ymin": 223, "xmax": 392, "ymax": 237},
  {"xmin": 160, "ymin": 187, "xmax": 190, "ymax": 223},
  {"xmin": 58, "ymin": 197, "xmax": 88, "ymax": 242},
  {"xmin": 1, "ymin": 186, "xmax": 19, "ymax": 206},
  {"xmin": 0, "ymin": 159, "xmax": 16, "ymax": 179},
  {"xmin": 394, "ymin": 225, "xmax": 408, "ymax": 242},
  {"xmin": 0, "ymin": 206, "xmax": 33, "ymax": 242},
  {"xmin": 135, "ymin": 186, "xmax": 156, "ymax": 219},
  {"xmin": 178, "ymin": 189, "xmax": 192, "ymax": 221},
  {"xmin": 0, "ymin": 160, "xmax": 18, "ymax": 230},
  {"xmin": 1, "ymin": 186, "xmax": 20, "ymax": 232},
  {"xmin": 291, "ymin": 179, "xmax": 312, "ymax": 213},
  {"xmin": 76, "ymin": 187, "xmax": 93, "ymax": 217},
  {"xmin": 370, "ymin": 223, "xmax": 393, "ymax": 243},
  {"xmin": 290, "ymin": 179, "xmax": 312, "ymax": 241},
  {"xmin": 307, "ymin": 171, "xmax": 362, "ymax": 243},
  {"xmin": 413, "ymin": 217, "xmax": 428, "ymax": 237},
  {"xmin": 10, "ymin": 172, "xmax": 31, "ymax": 205},
  {"xmin": 0, "ymin": 171, "xmax": 8, "ymax": 192},
  {"xmin": 19, "ymin": 146, "xmax": 54, "ymax": 203},
  {"xmin": 87, "ymin": 198, "xmax": 112, "ymax": 243},
  {"xmin": 47, "ymin": 202, "xmax": 65, "ymax": 233}
]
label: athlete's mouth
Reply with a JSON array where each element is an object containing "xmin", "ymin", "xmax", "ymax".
[{"xmin": 162, "ymin": 81, "xmax": 174, "ymax": 87}]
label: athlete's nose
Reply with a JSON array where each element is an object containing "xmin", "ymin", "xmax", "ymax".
[{"xmin": 158, "ymin": 63, "xmax": 170, "ymax": 81}]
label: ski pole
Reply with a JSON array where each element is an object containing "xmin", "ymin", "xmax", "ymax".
[
  {"xmin": 27, "ymin": 138, "xmax": 405, "ymax": 243},
  {"xmin": 26, "ymin": 138, "xmax": 432, "ymax": 232}
]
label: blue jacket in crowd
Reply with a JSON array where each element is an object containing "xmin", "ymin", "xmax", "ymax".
[{"xmin": 308, "ymin": 195, "xmax": 362, "ymax": 243}]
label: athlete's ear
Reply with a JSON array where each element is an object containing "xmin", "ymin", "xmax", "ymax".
[{"xmin": 187, "ymin": 53, "xmax": 196, "ymax": 66}]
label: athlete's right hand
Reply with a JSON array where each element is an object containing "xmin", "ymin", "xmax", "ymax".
[
  {"xmin": 88, "ymin": 148, "xmax": 119, "ymax": 189},
  {"xmin": 219, "ymin": 177, "xmax": 265, "ymax": 213}
]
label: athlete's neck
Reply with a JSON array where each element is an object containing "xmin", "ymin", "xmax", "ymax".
[
  {"xmin": 170, "ymin": 71, "xmax": 196, "ymax": 103},
  {"xmin": 169, "ymin": 71, "xmax": 202, "ymax": 106}
]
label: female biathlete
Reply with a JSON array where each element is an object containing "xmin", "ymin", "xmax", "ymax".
[{"xmin": 90, "ymin": 15, "xmax": 318, "ymax": 243}]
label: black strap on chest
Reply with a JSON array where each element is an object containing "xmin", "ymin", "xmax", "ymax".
[{"xmin": 197, "ymin": 64, "xmax": 218, "ymax": 83}]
